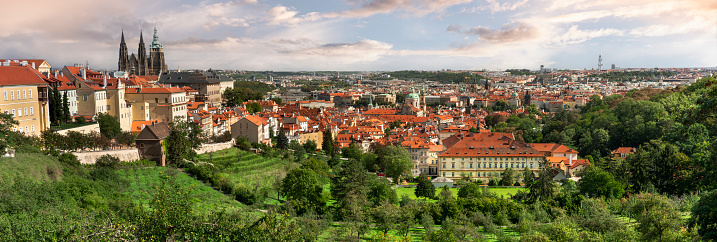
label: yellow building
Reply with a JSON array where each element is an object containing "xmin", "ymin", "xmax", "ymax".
[
  {"xmin": 438, "ymin": 132, "xmax": 543, "ymax": 182},
  {"xmin": 0, "ymin": 65, "xmax": 50, "ymax": 136},
  {"xmin": 125, "ymin": 87, "xmax": 188, "ymax": 124}
]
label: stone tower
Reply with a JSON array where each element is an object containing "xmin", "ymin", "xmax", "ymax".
[
  {"xmin": 148, "ymin": 27, "xmax": 168, "ymax": 75},
  {"xmin": 118, "ymin": 30, "xmax": 129, "ymax": 72},
  {"xmin": 137, "ymin": 31, "xmax": 148, "ymax": 75}
]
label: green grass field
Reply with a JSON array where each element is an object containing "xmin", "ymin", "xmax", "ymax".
[
  {"xmin": 117, "ymin": 167, "xmax": 251, "ymax": 215},
  {"xmin": 395, "ymin": 186, "xmax": 525, "ymax": 200},
  {"xmin": 0, "ymin": 153, "xmax": 63, "ymax": 185}
]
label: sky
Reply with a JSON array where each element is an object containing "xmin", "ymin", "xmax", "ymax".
[{"xmin": 1, "ymin": 0, "xmax": 715, "ymax": 71}]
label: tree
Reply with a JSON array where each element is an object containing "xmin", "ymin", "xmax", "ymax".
[
  {"xmin": 165, "ymin": 120, "xmax": 202, "ymax": 165},
  {"xmin": 500, "ymin": 167, "xmax": 517, "ymax": 186},
  {"xmin": 578, "ymin": 166, "xmax": 625, "ymax": 198},
  {"xmin": 527, "ymin": 157, "xmax": 559, "ymax": 202},
  {"xmin": 494, "ymin": 100, "xmax": 510, "ymax": 111},
  {"xmin": 368, "ymin": 178, "xmax": 398, "ymax": 206},
  {"xmin": 281, "ymin": 168, "xmax": 326, "ymax": 215},
  {"xmin": 247, "ymin": 102, "xmax": 262, "ymax": 114},
  {"xmin": 377, "ymin": 145, "xmax": 413, "ymax": 185},
  {"xmin": 692, "ymin": 190, "xmax": 717, "ymax": 240},
  {"xmin": 322, "ymin": 129, "xmax": 334, "ymax": 156},
  {"xmin": 289, "ymin": 140, "xmax": 305, "ymax": 161},
  {"xmin": 303, "ymin": 140, "xmax": 317, "ymax": 153},
  {"xmin": 276, "ymin": 131, "xmax": 289, "ymax": 149},
  {"xmin": 457, "ymin": 182, "xmax": 482, "ymax": 199},
  {"xmin": 96, "ymin": 112, "xmax": 121, "ymax": 139},
  {"xmin": 414, "ymin": 173, "xmax": 435, "ymax": 200},
  {"xmin": 625, "ymin": 193, "xmax": 683, "ymax": 242},
  {"xmin": 372, "ymin": 200, "xmax": 400, "ymax": 235},
  {"xmin": 0, "ymin": 112, "xmax": 19, "ymax": 152},
  {"xmin": 61, "ymin": 91, "xmax": 70, "ymax": 124},
  {"xmin": 331, "ymin": 159, "xmax": 370, "ymax": 220},
  {"xmin": 523, "ymin": 166, "xmax": 534, "ymax": 185}
]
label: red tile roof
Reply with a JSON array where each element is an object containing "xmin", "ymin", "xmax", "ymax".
[{"xmin": 0, "ymin": 66, "xmax": 47, "ymax": 86}]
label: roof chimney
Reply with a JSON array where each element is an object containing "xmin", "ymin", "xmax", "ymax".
[
  {"xmin": 82, "ymin": 68, "xmax": 86, "ymax": 80},
  {"xmin": 32, "ymin": 62, "xmax": 35, "ymax": 69},
  {"xmin": 103, "ymin": 74, "xmax": 107, "ymax": 89}
]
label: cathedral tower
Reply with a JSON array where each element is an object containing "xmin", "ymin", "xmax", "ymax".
[
  {"xmin": 148, "ymin": 27, "xmax": 168, "ymax": 75},
  {"xmin": 118, "ymin": 30, "xmax": 129, "ymax": 72},
  {"xmin": 137, "ymin": 31, "xmax": 148, "ymax": 75}
]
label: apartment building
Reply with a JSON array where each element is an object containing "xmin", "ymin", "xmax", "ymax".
[
  {"xmin": 125, "ymin": 87, "xmax": 188, "ymax": 124},
  {"xmin": 0, "ymin": 65, "xmax": 50, "ymax": 136}
]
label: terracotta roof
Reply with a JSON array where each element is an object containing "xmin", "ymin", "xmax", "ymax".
[
  {"xmin": 530, "ymin": 143, "xmax": 578, "ymax": 154},
  {"xmin": 131, "ymin": 119, "xmax": 162, "ymax": 133},
  {"xmin": 126, "ymin": 87, "xmax": 185, "ymax": 94},
  {"xmin": 611, "ymin": 147, "xmax": 636, "ymax": 154},
  {"xmin": 244, "ymin": 115, "xmax": 268, "ymax": 126},
  {"xmin": 0, "ymin": 66, "xmax": 47, "ymax": 86}
]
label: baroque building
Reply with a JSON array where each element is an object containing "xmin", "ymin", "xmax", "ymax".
[{"xmin": 118, "ymin": 28, "xmax": 167, "ymax": 76}]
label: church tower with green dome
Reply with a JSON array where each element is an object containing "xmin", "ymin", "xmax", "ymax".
[{"xmin": 148, "ymin": 27, "xmax": 168, "ymax": 75}]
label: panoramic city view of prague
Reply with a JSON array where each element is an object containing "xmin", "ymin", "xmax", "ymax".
[{"xmin": 1, "ymin": 0, "xmax": 716, "ymax": 241}]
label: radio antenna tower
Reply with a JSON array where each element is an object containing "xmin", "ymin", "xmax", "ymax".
[{"xmin": 598, "ymin": 50, "xmax": 603, "ymax": 71}]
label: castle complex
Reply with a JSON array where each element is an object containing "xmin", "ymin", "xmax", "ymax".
[{"xmin": 118, "ymin": 28, "xmax": 168, "ymax": 76}]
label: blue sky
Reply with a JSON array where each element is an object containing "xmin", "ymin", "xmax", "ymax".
[{"xmin": 1, "ymin": 0, "xmax": 715, "ymax": 71}]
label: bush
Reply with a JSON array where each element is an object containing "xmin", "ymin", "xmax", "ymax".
[
  {"xmin": 95, "ymin": 155, "xmax": 120, "ymax": 169},
  {"xmin": 58, "ymin": 153, "xmax": 81, "ymax": 167},
  {"xmin": 75, "ymin": 116, "xmax": 86, "ymax": 124},
  {"xmin": 488, "ymin": 179, "xmax": 497, "ymax": 186},
  {"xmin": 513, "ymin": 181, "xmax": 521, "ymax": 186}
]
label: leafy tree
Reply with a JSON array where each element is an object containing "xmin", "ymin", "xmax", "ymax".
[
  {"xmin": 457, "ymin": 182, "xmax": 482, "ymax": 199},
  {"xmin": 289, "ymin": 140, "xmax": 305, "ymax": 161},
  {"xmin": 494, "ymin": 100, "xmax": 510, "ymax": 111},
  {"xmin": 414, "ymin": 173, "xmax": 435, "ymax": 200},
  {"xmin": 281, "ymin": 168, "xmax": 326, "ymax": 215},
  {"xmin": 331, "ymin": 159, "xmax": 371, "ymax": 220},
  {"xmin": 368, "ymin": 178, "xmax": 398, "ymax": 206},
  {"xmin": 439, "ymin": 186, "xmax": 453, "ymax": 202},
  {"xmin": 96, "ymin": 112, "xmax": 121, "ymax": 139},
  {"xmin": 275, "ymin": 131, "xmax": 289, "ymax": 149},
  {"xmin": 578, "ymin": 166, "xmax": 625, "ymax": 198},
  {"xmin": 372, "ymin": 200, "xmax": 400, "ymax": 235},
  {"xmin": 625, "ymin": 193, "xmax": 684, "ymax": 242},
  {"xmin": 0, "ymin": 112, "xmax": 19, "ymax": 152},
  {"xmin": 523, "ymin": 166, "xmax": 534, "ymax": 185},
  {"xmin": 322, "ymin": 129, "xmax": 335, "ymax": 157},
  {"xmin": 166, "ymin": 120, "xmax": 202, "ymax": 165},
  {"xmin": 376, "ymin": 145, "xmax": 413, "ymax": 185},
  {"xmin": 246, "ymin": 102, "xmax": 262, "ymax": 114},
  {"xmin": 691, "ymin": 190, "xmax": 717, "ymax": 240},
  {"xmin": 303, "ymin": 140, "xmax": 317, "ymax": 153},
  {"xmin": 500, "ymin": 167, "xmax": 517, "ymax": 186}
]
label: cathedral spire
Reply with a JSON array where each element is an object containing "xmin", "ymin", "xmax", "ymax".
[
  {"xmin": 151, "ymin": 26, "xmax": 163, "ymax": 49},
  {"xmin": 139, "ymin": 30, "xmax": 145, "ymax": 45},
  {"xmin": 121, "ymin": 29, "xmax": 126, "ymax": 44}
]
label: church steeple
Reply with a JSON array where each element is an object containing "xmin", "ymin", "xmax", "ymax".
[
  {"xmin": 151, "ymin": 26, "xmax": 163, "ymax": 49},
  {"xmin": 137, "ymin": 30, "xmax": 148, "ymax": 75},
  {"xmin": 118, "ymin": 29, "xmax": 129, "ymax": 72}
]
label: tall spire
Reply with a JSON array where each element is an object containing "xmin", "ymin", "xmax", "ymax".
[
  {"xmin": 139, "ymin": 30, "xmax": 145, "ymax": 45},
  {"xmin": 120, "ymin": 29, "xmax": 126, "ymax": 44},
  {"xmin": 151, "ymin": 26, "xmax": 163, "ymax": 49}
]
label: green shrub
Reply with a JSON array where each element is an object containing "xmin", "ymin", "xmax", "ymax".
[{"xmin": 95, "ymin": 154, "xmax": 120, "ymax": 169}]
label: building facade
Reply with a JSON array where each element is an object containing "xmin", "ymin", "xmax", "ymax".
[{"xmin": 0, "ymin": 65, "xmax": 50, "ymax": 136}]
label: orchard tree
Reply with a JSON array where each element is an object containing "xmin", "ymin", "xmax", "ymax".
[
  {"xmin": 165, "ymin": 119, "xmax": 202, "ymax": 165},
  {"xmin": 500, "ymin": 167, "xmax": 517, "ymax": 186},
  {"xmin": 578, "ymin": 166, "xmax": 625, "ymax": 198},
  {"xmin": 96, "ymin": 112, "xmax": 121, "ymax": 139},
  {"xmin": 377, "ymin": 145, "xmax": 413, "ymax": 185},
  {"xmin": 281, "ymin": 168, "xmax": 326, "ymax": 215}
]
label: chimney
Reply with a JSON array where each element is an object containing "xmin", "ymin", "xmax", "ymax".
[
  {"xmin": 82, "ymin": 68, "xmax": 86, "ymax": 80},
  {"xmin": 103, "ymin": 74, "xmax": 107, "ymax": 89},
  {"xmin": 32, "ymin": 62, "xmax": 35, "ymax": 69}
]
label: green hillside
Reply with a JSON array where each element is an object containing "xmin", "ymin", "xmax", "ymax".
[{"xmin": 0, "ymin": 153, "xmax": 63, "ymax": 184}]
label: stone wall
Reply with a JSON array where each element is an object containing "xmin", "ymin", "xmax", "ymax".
[
  {"xmin": 57, "ymin": 123, "xmax": 100, "ymax": 135},
  {"xmin": 73, "ymin": 148, "xmax": 139, "ymax": 164},
  {"xmin": 73, "ymin": 140, "xmax": 234, "ymax": 164},
  {"xmin": 196, "ymin": 140, "xmax": 234, "ymax": 154}
]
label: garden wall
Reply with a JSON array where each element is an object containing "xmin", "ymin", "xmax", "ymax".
[
  {"xmin": 73, "ymin": 148, "xmax": 139, "ymax": 164},
  {"xmin": 73, "ymin": 140, "xmax": 234, "ymax": 164},
  {"xmin": 57, "ymin": 123, "xmax": 100, "ymax": 135}
]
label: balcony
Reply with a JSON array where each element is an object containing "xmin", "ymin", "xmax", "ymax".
[{"xmin": 37, "ymin": 86, "xmax": 49, "ymax": 102}]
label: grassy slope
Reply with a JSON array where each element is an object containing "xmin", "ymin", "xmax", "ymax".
[
  {"xmin": 117, "ymin": 167, "xmax": 251, "ymax": 216},
  {"xmin": 395, "ymin": 187, "xmax": 525, "ymax": 201},
  {"xmin": 0, "ymin": 153, "xmax": 63, "ymax": 184}
]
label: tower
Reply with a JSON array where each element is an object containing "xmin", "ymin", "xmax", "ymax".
[
  {"xmin": 137, "ymin": 31, "xmax": 148, "ymax": 75},
  {"xmin": 148, "ymin": 27, "xmax": 168, "ymax": 75},
  {"xmin": 598, "ymin": 53, "xmax": 603, "ymax": 71},
  {"xmin": 118, "ymin": 30, "xmax": 129, "ymax": 72}
]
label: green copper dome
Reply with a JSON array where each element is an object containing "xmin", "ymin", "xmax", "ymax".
[
  {"xmin": 407, "ymin": 92, "xmax": 420, "ymax": 99},
  {"xmin": 150, "ymin": 27, "xmax": 163, "ymax": 49}
]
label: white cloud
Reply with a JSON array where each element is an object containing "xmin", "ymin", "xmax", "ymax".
[
  {"xmin": 324, "ymin": 0, "xmax": 472, "ymax": 18},
  {"xmin": 551, "ymin": 26, "xmax": 624, "ymax": 45},
  {"xmin": 266, "ymin": 5, "xmax": 323, "ymax": 26}
]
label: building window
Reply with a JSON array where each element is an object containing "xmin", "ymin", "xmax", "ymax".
[
  {"xmin": 30, "ymin": 90, "xmax": 32, "ymax": 99},
  {"xmin": 451, "ymin": 172, "xmax": 454, "ymax": 177},
  {"xmin": 24, "ymin": 108, "xmax": 27, "ymax": 116},
  {"xmin": 139, "ymin": 143, "xmax": 145, "ymax": 148},
  {"xmin": 10, "ymin": 91, "xmax": 14, "ymax": 100},
  {"xmin": 11, "ymin": 109, "xmax": 15, "ymax": 117},
  {"xmin": 83, "ymin": 94, "xmax": 87, "ymax": 101},
  {"xmin": 3, "ymin": 91, "xmax": 6, "ymax": 100},
  {"xmin": 470, "ymin": 163, "xmax": 473, "ymax": 168},
  {"xmin": 442, "ymin": 164, "xmax": 445, "ymax": 168},
  {"xmin": 451, "ymin": 163, "xmax": 455, "ymax": 168},
  {"xmin": 107, "ymin": 105, "xmax": 111, "ymax": 111},
  {"xmin": 23, "ymin": 90, "xmax": 26, "ymax": 99},
  {"xmin": 17, "ymin": 108, "xmax": 21, "ymax": 117},
  {"xmin": 30, "ymin": 107, "xmax": 33, "ymax": 115},
  {"xmin": 31, "ymin": 125, "xmax": 34, "ymax": 132},
  {"xmin": 24, "ymin": 126, "xmax": 28, "ymax": 133}
]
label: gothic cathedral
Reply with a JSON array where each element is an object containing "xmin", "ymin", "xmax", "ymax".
[{"xmin": 118, "ymin": 28, "xmax": 168, "ymax": 76}]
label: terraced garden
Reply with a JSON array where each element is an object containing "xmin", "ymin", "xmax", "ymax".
[
  {"xmin": 194, "ymin": 147, "xmax": 301, "ymax": 202},
  {"xmin": 118, "ymin": 167, "xmax": 252, "ymax": 215}
]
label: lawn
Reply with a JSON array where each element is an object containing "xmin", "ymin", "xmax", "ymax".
[
  {"xmin": 117, "ymin": 166, "xmax": 253, "ymax": 215},
  {"xmin": 394, "ymin": 186, "xmax": 525, "ymax": 201}
]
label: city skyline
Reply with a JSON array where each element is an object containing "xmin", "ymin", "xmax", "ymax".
[{"xmin": 1, "ymin": 0, "xmax": 715, "ymax": 71}]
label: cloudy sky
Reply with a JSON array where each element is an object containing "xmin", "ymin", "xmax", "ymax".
[{"xmin": 1, "ymin": 0, "xmax": 715, "ymax": 71}]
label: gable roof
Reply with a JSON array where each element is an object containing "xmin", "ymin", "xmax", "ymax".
[
  {"xmin": 0, "ymin": 66, "xmax": 48, "ymax": 86},
  {"xmin": 136, "ymin": 122, "xmax": 171, "ymax": 140}
]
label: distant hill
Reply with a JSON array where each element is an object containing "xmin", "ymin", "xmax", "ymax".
[{"xmin": 0, "ymin": 153, "xmax": 63, "ymax": 184}]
